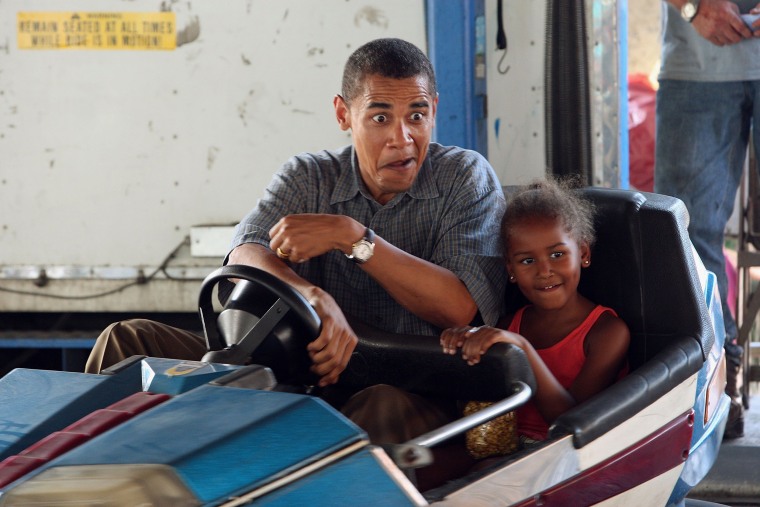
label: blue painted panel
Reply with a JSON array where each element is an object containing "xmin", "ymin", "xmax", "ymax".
[
  {"xmin": 41, "ymin": 386, "xmax": 365, "ymax": 504},
  {"xmin": 618, "ymin": 0, "xmax": 630, "ymax": 189},
  {"xmin": 426, "ymin": 0, "xmax": 487, "ymax": 157},
  {"xmin": 255, "ymin": 447, "xmax": 420, "ymax": 507},
  {"xmin": 0, "ymin": 338, "xmax": 96, "ymax": 349},
  {"xmin": 669, "ymin": 269, "xmax": 730, "ymax": 504},
  {"xmin": 0, "ymin": 367, "xmax": 142, "ymax": 459}
]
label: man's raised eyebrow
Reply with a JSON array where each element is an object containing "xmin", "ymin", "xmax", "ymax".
[
  {"xmin": 367, "ymin": 100, "xmax": 431, "ymax": 110},
  {"xmin": 367, "ymin": 101, "xmax": 392, "ymax": 110}
]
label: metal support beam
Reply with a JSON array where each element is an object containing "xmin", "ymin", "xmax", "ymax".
[{"xmin": 426, "ymin": 0, "xmax": 487, "ymax": 157}]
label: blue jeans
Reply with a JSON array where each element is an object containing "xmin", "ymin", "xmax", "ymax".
[{"xmin": 655, "ymin": 79, "xmax": 760, "ymax": 344}]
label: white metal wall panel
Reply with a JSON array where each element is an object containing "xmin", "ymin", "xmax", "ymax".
[{"xmin": 0, "ymin": 0, "xmax": 426, "ymax": 311}]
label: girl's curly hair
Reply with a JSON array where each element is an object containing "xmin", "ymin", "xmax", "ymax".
[{"xmin": 501, "ymin": 176, "xmax": 596, "ymax": 250}]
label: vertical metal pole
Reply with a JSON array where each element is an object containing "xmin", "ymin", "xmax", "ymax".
[
  {"xmin": 426, "ymin": 0, "xmax": 487, "ymax": 157},
  {"xmin": 738, "ymin": 138, "xmax": 756, "ymax": 406}
]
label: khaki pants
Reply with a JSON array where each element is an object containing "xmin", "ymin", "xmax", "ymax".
[
  {"xmin": 340, "ymin": 384, "xmax": 473, "ymax": 490},
  {"xmin": 84, "ymin": 319, "xmax": 206, "ymax": 374},
  {"xmin": 341, "ymin": 384, "xmax": 456, "ymax": 444}
]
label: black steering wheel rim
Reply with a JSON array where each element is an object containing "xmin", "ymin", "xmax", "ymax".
[{"xmin": 198, "ymin": 265, "xmax": 321, "ymax": 379}]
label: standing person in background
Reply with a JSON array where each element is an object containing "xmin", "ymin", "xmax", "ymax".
[{"xmin": 655, "ymin": 0, "xmax": 760, "ymax": 438}]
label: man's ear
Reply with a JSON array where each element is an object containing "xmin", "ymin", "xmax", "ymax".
[
  {"xmin": 431, "ymin": 93, "xmax": 439, "ymax": 127},
  {"xmin": 334, "ymin": 95, "xmax": 351, "ymax": 131}
]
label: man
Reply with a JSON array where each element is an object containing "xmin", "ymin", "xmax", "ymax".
[
  {"xmin": 655, "ymin": 0, "xmax": 760, "ymax": 439},
  {"xmin": 85, "ymin": 38, "xmax": 507, "ymax": 396}
]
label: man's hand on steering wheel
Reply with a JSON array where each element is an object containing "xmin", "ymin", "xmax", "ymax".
[{"xmin": 303, "ymin": 286, "xmax": 358, "ymax": 387}]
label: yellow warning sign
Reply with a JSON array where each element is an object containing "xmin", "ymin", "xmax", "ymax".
[{"xmin": 17, "ymin": 12, "xmax": 176, "ymax": 50}]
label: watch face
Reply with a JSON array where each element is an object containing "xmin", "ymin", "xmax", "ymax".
[
  {"xmin": 682, "ymin": 3, "xmax": 696, "ymax": 20},
  {"xmin": 354, "ymin": 241, "xmax": 373, "ymax": 260}
]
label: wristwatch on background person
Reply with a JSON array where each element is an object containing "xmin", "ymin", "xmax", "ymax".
[
  {"xmin": 681, "ymin": 0, "xmax": 700, "ymax": 22},
  {"xmin": 346, "ymin": 227, "xmax": 375, "ymax": 264}
]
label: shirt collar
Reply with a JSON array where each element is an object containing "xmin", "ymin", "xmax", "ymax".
[{"xmin": 330, "ymin": 145, "xmax": 440, "ymax": 205}]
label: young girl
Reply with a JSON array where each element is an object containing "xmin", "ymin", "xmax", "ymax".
[{"xmin": 441, "ymin": 178, "xmax": 630, "ymax": 442}]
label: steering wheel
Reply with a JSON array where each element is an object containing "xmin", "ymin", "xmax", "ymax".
[{"xmin": 197, "ymin": 264, "xmax": 321, "ymax": 385}]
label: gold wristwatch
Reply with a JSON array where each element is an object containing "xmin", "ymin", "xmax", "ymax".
[
  {"xmin": 681, "ymin": 0, "xmax": 700, "ymax": 22},
  {"xmin": 346, "ymin": 227, "xmax": 375, "ymax": 264}
]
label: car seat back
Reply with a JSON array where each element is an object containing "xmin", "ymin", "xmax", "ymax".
[{"xmin": 504, "ymin": 187, "xmax": 716, "ymax": 447}]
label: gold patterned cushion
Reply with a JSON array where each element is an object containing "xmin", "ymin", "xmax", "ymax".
[{"xmin": 463, "ymin": 401, "xmax": 519, "ymax": 459}]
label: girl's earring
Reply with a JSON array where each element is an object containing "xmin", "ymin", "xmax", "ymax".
[
  {"xmin": 583, "ymin": 260, "xmax": 590, "ymax": 266},
  {"xmin": 509, "ymin": 274, "xmax": 516, "ymax": 282}
]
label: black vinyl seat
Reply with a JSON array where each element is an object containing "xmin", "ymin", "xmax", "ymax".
[
  {"xmin": 575, "ymin": 187, "xmax": 713, "ymax": 367},
  {"xmin": 545, "ymin": 187, "xmax": 714, "ymax": 446}
]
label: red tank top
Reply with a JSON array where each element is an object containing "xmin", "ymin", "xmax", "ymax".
[{"xmin": 507, "ymin": 304, "xmax": 620, "ymax": 441}]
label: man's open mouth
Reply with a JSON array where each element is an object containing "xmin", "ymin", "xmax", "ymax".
[{"xmin": 386, "ymin": 158, "xmax": 415, "ymax": 168}]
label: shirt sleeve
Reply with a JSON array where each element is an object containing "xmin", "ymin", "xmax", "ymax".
[
  {"xmin": 433, "ymin": 152, "xmax": 507, "ymax": 327},
  {"xmin": 218, "ymin": 156, "xmax": 310, "ymax": 303},
  {"xmin": 227, "ymin": 156, "xmax": 310, "ymax": 255}
]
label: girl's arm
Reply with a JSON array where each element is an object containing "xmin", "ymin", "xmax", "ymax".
[
  {"xmin": 567, "ymin": 313, "xmax": 630, "ymax": 405},
  {"xmin": 440, "ymin": 316, "xmax": 629, "ymax": 425},
  {"xmin": 441, "ymin": 326, "xmax": 575, "ymax": 422}
]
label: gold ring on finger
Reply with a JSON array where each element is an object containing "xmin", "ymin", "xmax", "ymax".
[{"xmin": 276, "ymin": 247, "xmax": 290, "ymax": 259}]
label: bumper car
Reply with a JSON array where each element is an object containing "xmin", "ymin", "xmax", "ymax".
[{"xmin": 0, "ymin": 187, "xmax": 729, "ymax": 506}]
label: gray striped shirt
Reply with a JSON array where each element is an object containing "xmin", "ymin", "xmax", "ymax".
[{"xmin": 229, "ymin": 143, "xmax": 506, "ymax": 336}]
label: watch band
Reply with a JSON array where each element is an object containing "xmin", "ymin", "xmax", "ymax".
[{"xmin": 361, "ymin": 227, "xmax": 375, "ymax": 244}]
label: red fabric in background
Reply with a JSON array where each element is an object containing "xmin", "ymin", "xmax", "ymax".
[{"xmin": 628, "ymin": 73, "xmax": 656, "ymax": 192}]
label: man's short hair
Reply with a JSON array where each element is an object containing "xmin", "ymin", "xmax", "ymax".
[{"xmin": 341, "ymin": 38, "xmax": 437, "ymax": 104}]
